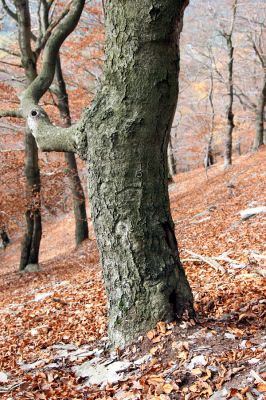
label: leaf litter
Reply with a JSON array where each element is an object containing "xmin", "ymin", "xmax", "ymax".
[{"xmin": 0, "ymin": 148, "xmax": 265, "ymax": 399}]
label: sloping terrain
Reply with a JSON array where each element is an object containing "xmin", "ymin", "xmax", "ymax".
[{"xmin": 0, "ymin": 147, "xmax": 265, "ymax": 399}]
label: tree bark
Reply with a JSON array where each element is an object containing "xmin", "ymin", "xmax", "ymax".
[
  {"xmin": 26, "ymin": 0, "xmax": 194, "ymax": 348},
  {"xmin": 54, "ymin": 56, "xmax": 89, "ymax": 245},
  {"xmin": 167, "ymin": 138, "xmax": 177, "ymax": 181},
  {"xmin": 82, "ymin": 0, "xmax": 193, "ymax": 346},
  {"xmin": 205, "ymin": 68, "xmax": 215, "ymax": 170},
  {"xmin": 14, "ymin": 0, "xmax": 42, "ymax": 271},
  {"xmin": 20, "ymin": 127, "xmax": 42, "ymax": 270},
  {"xmin": 253, "ymin": 74, "xmax": 266, "ymax": 150},
  {"xmin": 224, "ymin": 35, "xmax": 235, "ymax": 168},
  {"xmin": 223, "ymin": 0, "xmax": 237, "ymax": 169}
]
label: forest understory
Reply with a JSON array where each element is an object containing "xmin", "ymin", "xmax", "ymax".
[{"xmin": 0, "ymin": 147, "xmax": 265, "ymax": 400}]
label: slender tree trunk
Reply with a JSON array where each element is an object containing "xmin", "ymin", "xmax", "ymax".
[
  {"xmin": 205, "ymin": 69, "xmax": 215, "ymax": 170},
  {"xmin": 224, "ymin": 36, "xmax": 235, "ymax": 168},
  {"xmin": 82, "ymin": 0, "xmax": 193, "ymax": 347},
  {"xmin": 15, "ymin": 0, "xmax": 42, "ymax": 271},
  {"xmin": 20, "ymin": 127, "xmax": 42, "ymax": 270},
  {"xmin": 54, "ymin": 56, "xmax": 89, "ymax": 245},
  {"xmin": 253, "ymin": 74, "xmax": 266, "ymax": 151},
  {"xmin": 223, "ymin": 0, "xmax": 237, "ymax": 169},
  {"xmin": 167, "ymin": 138, "xmax": 177, "ymax": 181},
  {"xmin": 236, "ymin": 138, "xmax": 241, "ymax": 155}
]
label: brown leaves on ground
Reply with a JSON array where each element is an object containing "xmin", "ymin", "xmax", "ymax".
[{"xmin": 0, "ymin": 148, "xmax": 265, "ymax": 399}]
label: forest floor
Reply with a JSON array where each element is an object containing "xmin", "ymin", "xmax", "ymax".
[{"xmin": 0, "ymin": 147, "xmax": 265, "ymax": 400}]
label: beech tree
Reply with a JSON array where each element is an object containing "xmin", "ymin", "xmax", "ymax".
[
  {"xmin": 221, "ymin": 0, "xmax": 238, "ymax": 168},
  {"xmin": 0, "ymin": 0, "xmax": 88, "ymax": 268},
  {"xmin": 251, "ymin": 28, "xmax": 266, "ymax": 150},
  {"xmin": 17, "ymin": 0, "xmax": 194, "ymax": 347}
]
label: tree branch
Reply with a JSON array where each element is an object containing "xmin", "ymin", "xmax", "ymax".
[
  {"xmin": 34, "ymin": 2, "xmax": 73, "ymax": 58},
  {"xmin": 0, "ymin": 47, "xmax": 21, "ymax": 58},
  {"xmin": 0, "ymin": 0, "xmax": 17, "ymax": 21},
  {"xmin": 0, "ymin": 109, "xmax": 23, "ymax": 118},
  {"xmin": 21, "ymin": 0, "xmax": 86, "ymax": 155},
  {"xmin": 22, "ymin": 0, "xmax": 85, "ymax": 112},
  {"xmin": 14, "ymin": 0, "xmax": 37, "ymax": 82},
  {"xmin": 0, "ymin": 60, "xmax": 22, "ymax": 68},
  {"xmin": 252, "ymin": 40, "xmax": 265, "ymax": 69},
  {"xmin": 27, "ymin": 107, "xmax": 77, "ymax": 152}
]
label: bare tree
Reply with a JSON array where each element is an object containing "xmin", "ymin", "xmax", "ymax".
[
  {"xmin": 251, "ymin": 30, "xmax": 266, "ymax": 150},
  {"xmin": 220, "ymin": 0, "xmax": 238, "ymax": 168},
  {"xmin": 0, "ymin": 0, "xmax": 88, "ymax": 266},
  {"xmin": 37, "ymin": 0, "xmax": 88, "ymax": 245},
  {"xmin": 53, "ymin": 56, "xmax": 89, "ymax": 244}
]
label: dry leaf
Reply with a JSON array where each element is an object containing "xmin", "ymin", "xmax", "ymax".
[
  {"xmin": 147, "ymin": 375, "xmax": 164, "ymax": 386},
  {"xmin": 157, "ymin": 321, "xmax": 166, "ymax": 334},
  {"xmin": 147, "ymin": 330, "xmax": 156, "ymax": 340},
  {"xmin": 257, "ymin": 383, "xmax": 266, "ymax": 392},
  {"xmin": 152, "ymin": 336, "xmax": 161, "ymax": 344},
  {"xmin": 163, "ymin": 383, "xmax": 173, "ymax": 394},
  {"xmin": 191, "ymin": 368, "xmax": 202, "ymax": 376}
]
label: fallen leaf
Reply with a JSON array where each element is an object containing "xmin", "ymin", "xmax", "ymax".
[
  {"xmin": 163, "ymin": 383, "xmax": 173, "ymax": 394},
  {"xmin": 257, "ymin": 383, "xmax": 266, "ymax": 392},
  {"xmin": 147, "ymin": 330, "xmax": 156, "ymax": 340},
  {"xmin": 147, "ymin": 375, "xmax": 164, "ymax": 385},
  {"xmin": 191, "ymin": 368, "xmax": 202, "ymax": 376},
  {"xmin": 157, "ymin": 321, "xmax": 166, "ymax": 334}
]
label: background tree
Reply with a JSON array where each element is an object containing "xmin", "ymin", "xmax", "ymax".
[
  {"xmin": 0, "ymin": 0, "xmax": 88, "ymax": 266},
  {"xmin": 219, "ymin": 0, "xmax": 237, "ymax": 168},
  {"xmin": 250, "ymin": 24, "xmax": 266, "ymax": 150},
  {"xmin": 36, "ymin": 0, "xmax": 88, "ymax": 245}
]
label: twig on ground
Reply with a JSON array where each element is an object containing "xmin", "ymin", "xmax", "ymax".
[{"xmin": 185, "ymin": 250, "xmax": 226, "ymax": 274}]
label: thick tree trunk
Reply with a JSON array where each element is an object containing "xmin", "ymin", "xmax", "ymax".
[
  {"xmin": 80, "ymin": 0, "xmax": 193, "ymax": 347},
  {"xmin": 20, "ymin": 128, "xmax": 42, "ymax": 270},
  {"xmin": 54, "ymin": 57, "xmax": 89, "ymax": 245},
  {"xmin": 253, "ymin": 74, "xmax": 266, "ymax": 151},
  {"xmin": 224, "ymin": 36, "xmax": 235, "ymax": 168}
]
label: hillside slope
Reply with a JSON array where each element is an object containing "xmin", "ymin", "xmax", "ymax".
[{"xmin": 0, "ymin": 148, "xmax": 265, "ymax": 399}]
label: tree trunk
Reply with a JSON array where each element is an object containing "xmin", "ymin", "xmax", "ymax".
[
  {"xmin": 204, "ymin": 138, "xmax": 214, "ymax": 168},
  {"xmin": 14, "ymin": 0, "xmax": 42, "ymax": 271},
  {"xmin": 205, "ymin": 67, "xmax": 215, "ymax": 170},
  {"xmin": 54, "ymin": 56, "xmax": 89, "ymax": 245},
  {"xmin": 224, "ymin": 36, "xmax": 235, "ymax": 168},
  {"xmin": 81, "ymin": 0, "xmax": 193, "ymax": 347},
  {"xmin": 20, "ymin": 128, "xmax": 42, "ymax": 270},
  {"xmin": 253, "ymin": 74, "xmax": 266, "ymax": 151},
  {"xmin": 167, "ymin": 138, "xmax": 177, "ymax": 181}
]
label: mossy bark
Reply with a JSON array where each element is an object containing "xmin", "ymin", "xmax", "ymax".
[{"xmin": 79, "ymin": 0, "xmax": 193, "ymax": 347}]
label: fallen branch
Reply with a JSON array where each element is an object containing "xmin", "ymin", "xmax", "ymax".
[
  {"xmin": 250, "ymin": 369, "xmax": 266, "ymax": 384},
  {"xmin": 240, "ymin": 207, "xmax": 266, "ymax": 220},
  {"xmin": 0, "ymin": 381, "xmax": 25, "ymax": 393},
  {"xmin": 0, "ymin": 109, "xmax": 23, "ymax": 118},
  {"xmin": 185, "ymin": 250, "xmax": 226, "ymax": 274}
]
